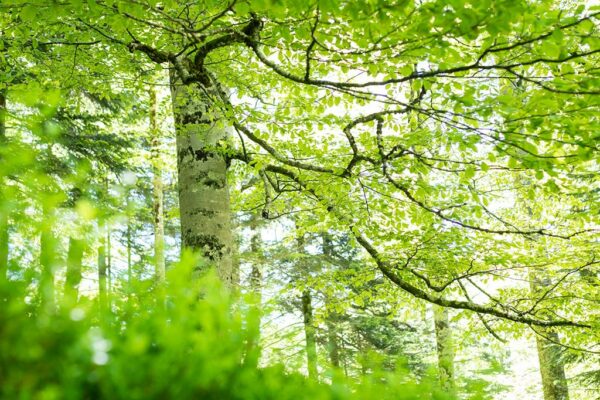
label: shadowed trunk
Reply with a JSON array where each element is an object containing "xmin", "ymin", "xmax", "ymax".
[
  {"xmin": 64, "ymin": 237, "xmax": 84, "ymax": 302},
  {"xmin": 169, "ymin": 75, "xmax": 235, "ymax": 286},
  {"xmin": 433, "ymin": 305, "xmax": 456, "ymax": 393},
  {"xmin": 302, "ymin": 289, "xmax": 318, "ymax": 379},
  {"xmin": 150, "ymin": 86, "xmax": 166, "ymax": 284}
]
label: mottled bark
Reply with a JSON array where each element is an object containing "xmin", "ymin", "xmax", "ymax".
[
  {"xmin": 169, "ymin": 75, "xmax": 235, "ymax": 286},
  {"xmin": 433, "ymin": 305, "xmax": 456, "ymax": 393},
  {"xmin": 64, "ymin": 237, "xmax": 84, "ymax": 302},
  {"xmin": 302, "ymin": 289, "xmax": 318, "ymax": 379},
  {"xmin": 0, "ymin": 90, "xmax": 8, "ymax": 282},
  {"xmin": 150, "ymin": 86, "xmax": 166, "ymax": 284},
  {"xmin": 530, "ymin": 275, "xmax": 570, "ymax": 400}
]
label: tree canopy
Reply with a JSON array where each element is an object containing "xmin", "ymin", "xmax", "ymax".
[{"xmin": 0, "ymin": 0, "xmax": 598, "ymax": 399}]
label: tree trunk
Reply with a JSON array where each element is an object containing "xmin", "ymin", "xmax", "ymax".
[
  {"xmin": 244, "ymin": 213, "xmax": 263, "ymax": 367},
  {"xmin": 322, "ymin": 234, "xmax": 341, "ymax": 370},
  {"xmin": 150, "ymin": 86, "xmax": 166, "ymax": 284},
  {"xmin": 98, "ymin": 221, "xmax": 108, "ymax": 314},
  {"xmin": 0, "ymin": 90, "xmax": 8, "ymax": 283},
  {"xmin": 302, "ymin": 289, "xmax": 318, "ymax": 379},
  {"xmin": 40, "ymin": 206, "xmax": 56, "ymax": 308},
  {"xmin": 64, "ymin": 237, "xmax": 84, "ymax": 302},
  {"xmin": 169, "ymin": 76, "xmax": 235, "ymax": 286},
  {"xmin": 433, "ymin": 305, "xmax": 456, "ymax": 393},
  {"xmin": 326, "ymin": 306, "xmax": 341, "ymax": 369},
  {"xmin": 126, "ymin": 192, "xmax": 132, "ymax": 295},
  {"xmin": 530, "ymin": 275, "xmax": 570, "ymax": 400}
]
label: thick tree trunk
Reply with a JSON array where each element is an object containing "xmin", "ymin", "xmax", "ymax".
[
  {"xmin": 64, "ymin": 237, "xmax": 84, "ymax": 302},
  {"xmin": 169, "ymin": 76, "xmax": 235, "ymax": 286},
  {"xmin": 0, "ymin": 90, "xmax": 8, "ymax": 282},
  {"xmin": 302, "ymin": 289, "xmax": 319, "ymax": 379},
  {"xmin": 150, "ymin": 86, "xmax": 166, "ymax": 284},
  {"xmin": 530, "ymin": 275, "xmax": 570, "ymax": 400},
  {"xmin": 433, "ymin": 305, "xmax": 456, "ymax": 393}
]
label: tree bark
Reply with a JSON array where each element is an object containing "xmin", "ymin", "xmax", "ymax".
[
  {"xmin": 150, "ymin": 86, "xmax": 166, "ymax": 284},
  {"xmin": 433, "ymin": 305, "xmax": 456, "ymax": 393},
  {"xmin": 169, "ymin": 76, "xmax": 235, "ymax": 286},
  {"xmin": 0, "ymin": 90, "xmax": 8, "ymax": 283},
  {"xmin": 64, "ymin": 237, "xmax": 84, "ymax": 302},
  {"xmin": 302, "ymin": 289, "xmax": 319, "ymax": 379},
  {"xmin": 530, "ymin": 275, "xmax": 570, "ymax": 400}
]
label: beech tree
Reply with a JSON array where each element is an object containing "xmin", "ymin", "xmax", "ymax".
[
  {"xmin": 5, "ymin": 0, "xmax": 598, "ymax": 327},
  {"xmin": 1, "ymin": 1, "xmax": 599, "ymax": 398}
]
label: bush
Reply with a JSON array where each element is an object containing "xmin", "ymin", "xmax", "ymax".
[{"xmin": 0, "ymin": 258, "xmax": 455, "ymax": 400}]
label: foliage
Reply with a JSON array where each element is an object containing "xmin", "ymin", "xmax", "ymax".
[{"xmin": 0, "ymin": 260, "xmax": 457, "ymax": 400}]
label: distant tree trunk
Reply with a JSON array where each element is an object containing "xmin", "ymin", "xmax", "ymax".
[
  {"xmin": 326, "ymin": 305, "xmax": 341, "ymax": 369},
  {"xmin": 244, "ymin": 213, "xmax": 263, "ymax": 367},
  {"xmin": 126, "ymin": 192, "xmax": 132, "ymax": 294},
  {"xmin": 40, "ymin": 206, "xmax": 56, "ymax": 308},
  {"xmin": 106, "ymin": 223, "xmax": 112, "ymax": 297},
  {"xmin": 0, "ymin": 90, "xmax": 8, "ymax": 282},
  {"xmin": 433, "ymin": 305, "xmax": 456, "ymax": 393},
  {"xmin": 302, "ymin": 289, "xmax": 318, "ymax": 379},
  {"xmin": 64, "ymin": 237, "xmax": 84, "ymax": 302},
  {"xmin": 322, "ymin": 234, "xmax": 341, "ymax": 370},
  {"xmin": 150, "ymin": 86, "xmax": 166, "ymax": 284},
  {"xmin": 98, "ymin": 220, "xmax": 108, "ymax": 314},
  {"xmin": 530, "ymin": 275, "xmax": 570, "ymax": 400},
  {"xmin": 169, "ymin": 75, "xmax": 235, "ymax": 286},
  {"xmin": 249, "ymin": 213, "xmax": 263, "ymax": 312}
]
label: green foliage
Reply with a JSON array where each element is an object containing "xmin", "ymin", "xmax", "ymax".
[{"xmin": 0, "ymin": 260, "xmax": 456, "ymax": 400}]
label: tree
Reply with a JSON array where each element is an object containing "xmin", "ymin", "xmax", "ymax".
[{"xmin": 3, "ymin": 0, "xmax": 599, "ymax": 370}]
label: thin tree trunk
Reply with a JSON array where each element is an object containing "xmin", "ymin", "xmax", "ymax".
[
  {"xmin": 433, "ymin": 305, "xmax": 456, "ymax": 393},
  {"xmin": 326, "ymin": 306, "xmax": 341, "ymax": 369},
  {"xmin": 0, "ymin": 90, "xmax": 8, "ymax": 282},
  {"xmin": 40, "ymin": 206, "xmax": 56, "ymax": 308},
  {"xmin": 126, "ymin": 192, "xmax": 132, "ymax": 295},
  {"xmin": 244, "ymin": 213, "xmax": 263, "ymax": 367},
  {"xmin": 322, "ymin": 234, "xmax": 341, "ymax": 370},
  {"xmin": 530, "ymin": 275, "xmax": 570, "ymax": 400},
  {"xmin": 150, "ymin": 86, "xmax": 166, "ymax": 284},
  {"xmin": 169, "ymin": 76, "xmax": 235, "ymax": 286},
  {"xmin": 106, "ymin": 223, "xmax": 112, "ymax": 296},
  {"xmin": 64, "ymin": 237, "xmax": 84, "ymax": 302},
  {"xmin": 302, "ymin": 289, "xmax": 318, "ymax": 379},
  {"xmin": 98, "ymin": 220, "xmax": 108, "ymax": 314}
]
